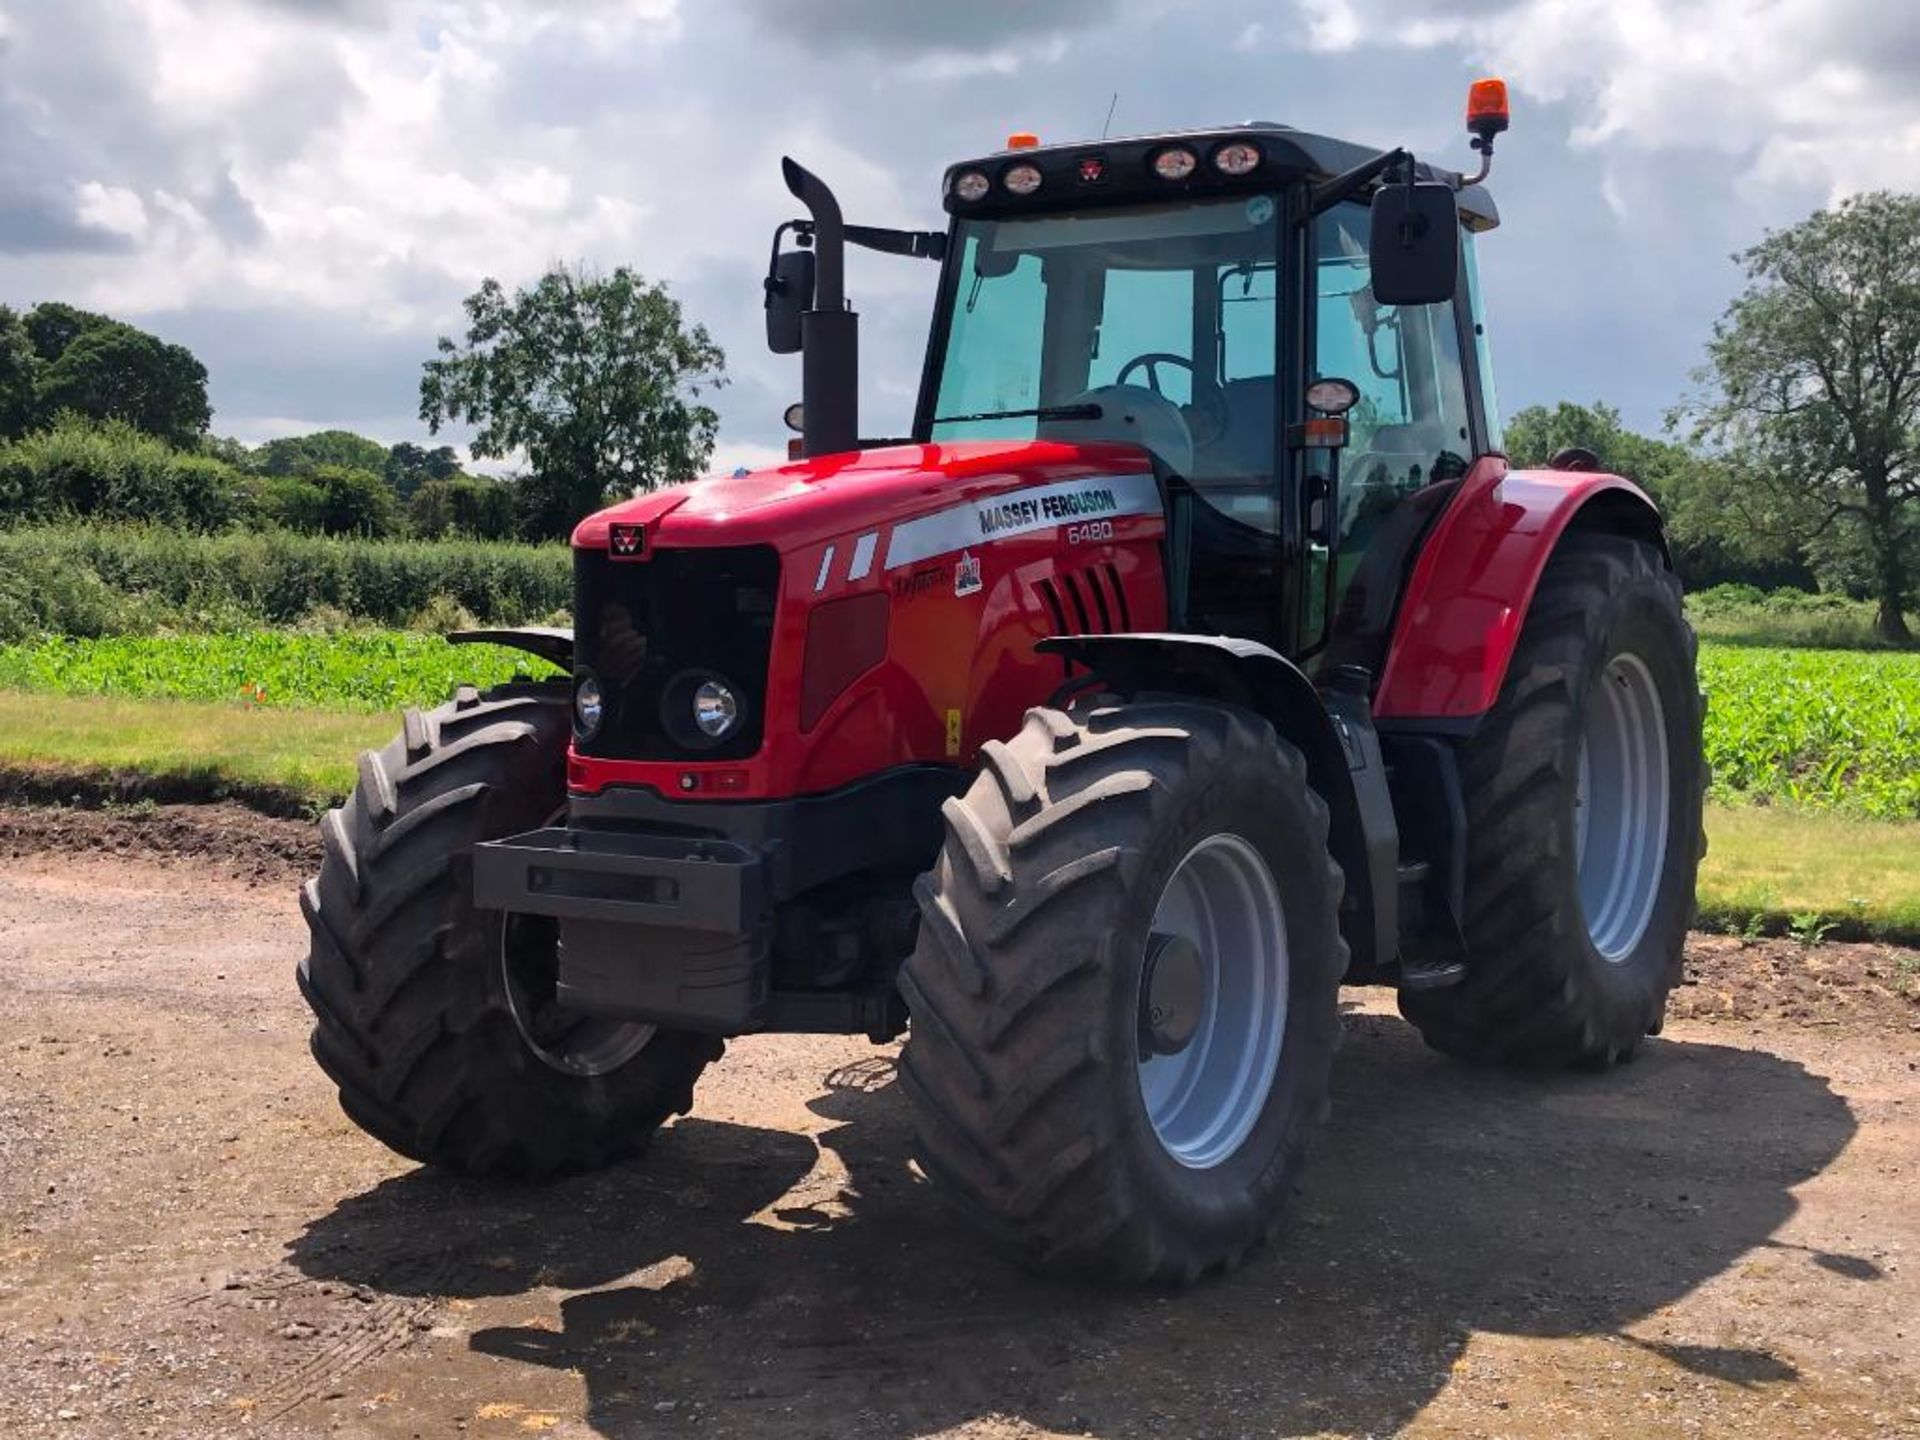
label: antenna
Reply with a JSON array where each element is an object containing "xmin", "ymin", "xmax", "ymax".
[{"xmin": 1101, "ymin": 92, "xmax": 1119, "ymax": 140}]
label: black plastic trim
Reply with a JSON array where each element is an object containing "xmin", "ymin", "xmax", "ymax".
[
  {"xmin": 568, "ymin": 764, "xmax": 966, "ymax": 906},
  {"xmin": 447, "ymin": 627, "xmax": 573, "ymax": 670}
]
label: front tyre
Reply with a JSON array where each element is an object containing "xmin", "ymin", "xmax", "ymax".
[
  {"xmin": 1400, "ymin": 533, "xmax": 1706, "ymax": 1066},
  {"xmin": 900, "ymin": 699, "xmax": 1347, "ymax": 1284},
  {"xmin": 297, "ymin": 682, "xmax": 722, "ymax": 1177}
]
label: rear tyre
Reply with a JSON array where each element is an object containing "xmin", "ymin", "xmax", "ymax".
[
  {"xmin": 900, "ymin": 699, "xmax": 1346, "ymax": 1284},
  {"xmin": 1399, "ymin": 533, "xmax": 1705, "ymax": 1066},
  {"xmin": 297, "ymin": 682, "xmax": 722, "ymax": 1176}
]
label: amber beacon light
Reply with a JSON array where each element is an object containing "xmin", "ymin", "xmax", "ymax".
[
  {"xmin": 1459, "ymin": 77, "xmax": 1509, "ymax": 185},
  {"xmin": 1467, "ymin": 78, "xmax": 1510, "ymax": 140}
]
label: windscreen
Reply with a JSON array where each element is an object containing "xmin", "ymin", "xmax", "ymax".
[{"xmin": 925, "ymin": 194, "xmax": 1284, "ymax": 530}]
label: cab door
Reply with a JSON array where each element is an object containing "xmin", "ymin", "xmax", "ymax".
[{"xmin": 1300, "ymin": 199, "xmax": 1483, "ymax": 674}]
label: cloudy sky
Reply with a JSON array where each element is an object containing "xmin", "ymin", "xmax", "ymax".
[{"xmin": 2, "ymin": 0, "xmax": 1916, "ymax": 472}]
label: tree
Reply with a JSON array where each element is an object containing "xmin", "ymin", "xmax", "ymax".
[
  {"xmin": 23, "ymin": 302, "xmax": 112, "ymax": 364},
  {"xmin": 1505, "ymin": 401, "xmax": 1689, "ymax": 489},
  {"xmin": 384, "ymin": 441, "xmax": 464, "ymax": 500},
  {"xmin": 28, "ymin": 309, "xmax": 211, "ymax": 446},
  {"xmin": 419, "ymin": 266, "xmax": 725, "ymax": 540},
  {"xmin": 258, "ymin": 464, "xmax": 399, "ymax": 537},
  {"xmin": 1503, "ymin": 400, "xmax": 1811, "ymax": 592},
  {"xmin": 408, "ymin": 473, "xmax": 515, "ymax": 539},
  {"xmin": 0, "ymin": 306, "xmax": 34, "ymax": 440},
  {"xmin": 1679, "ymin": 192, "xmax": 1920, "ymax": 643},
  {"xmin": 252, "ymin": 429, "xmax": 390, "ymax": 479}
]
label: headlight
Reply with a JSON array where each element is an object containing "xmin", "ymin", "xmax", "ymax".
[
  {"xmin": 1002, "ymin": 163, "xmax": 1043, "ymax": 196},
  {"xmin": 573, "ymin": 674, "xmax": 604, "ymax": 738},
  {"xmin": 953, "ymin": 170, "xmax": 991, "ymax": 202},
  {"xmin": 693, "ymin": 679, "xmax": 739, "ymax": 739}
]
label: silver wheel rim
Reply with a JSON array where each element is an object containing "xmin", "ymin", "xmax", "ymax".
[
  {"xmin": 499, "ymin": 912, "xmax": 656, "ymax": 1077},
  {"xmin": 1573, "ymin": 651, "xmax": 1670, "ymax": 963},
  {"xmin": 1136, "ymin": 833, "xmax": 1289, "ymax": 1170}
]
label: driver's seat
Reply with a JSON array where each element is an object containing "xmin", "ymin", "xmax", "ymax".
[{"xmin": 1189, "ymin": 377, "xmax": 1274, "ymax": 484}]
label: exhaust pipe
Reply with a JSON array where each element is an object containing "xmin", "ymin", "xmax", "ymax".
[{"xmin": 782, "ymin": 157, "xmax": 859, "ymax": 459}]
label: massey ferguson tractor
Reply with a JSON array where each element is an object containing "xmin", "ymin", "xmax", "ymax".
[{"xmin": 298, "ymin": 82, "xmax": 1704, "ymax": 1283}]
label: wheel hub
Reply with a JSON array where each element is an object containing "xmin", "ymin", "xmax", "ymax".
[
  {"xmin": 1574, "ymin": 651, "xmax": 1671, "ymax": 963},
  {"xmin": 1139, "ymin": 933, "xmax": 1207, "ymax": 1056},
  {"xmin": 1135, "ymin": 832, "xmax": 1290, "ymax": 1171}
]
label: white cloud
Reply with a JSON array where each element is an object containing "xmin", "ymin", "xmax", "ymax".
[
  {"xmin": 1285, "ymin": 0, "xmax": 1920, "ymax": 201},
  {"xmin": 3, "ymin": 0, "xmax": 1917, "ymax": 457},
  {"xmin": 73, "ymin": 182, "xmax": 150, "ymax": 241}
]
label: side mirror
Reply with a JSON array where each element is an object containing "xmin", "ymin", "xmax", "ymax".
[
  {"xmin": 764, "ymin": 248, "xmax": 815, "ymax": 355},
  {"xmin": 1368, "ymin": 181, "xmax": 1459, "ymax": 307}
]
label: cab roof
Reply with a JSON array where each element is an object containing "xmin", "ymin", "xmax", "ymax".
[{"xmin": 943, "ymin": 121, "xmax": 1499, "ymax": 232}]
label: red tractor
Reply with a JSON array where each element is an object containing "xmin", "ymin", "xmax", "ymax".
[{"xmin": 299, "ymin": 83, "xmax": 1704, "ymax": 1283}]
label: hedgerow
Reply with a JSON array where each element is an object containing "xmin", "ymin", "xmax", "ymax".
[{"xmin": 0, "ymin": 524, "xmax": 569, "ymax": 640}]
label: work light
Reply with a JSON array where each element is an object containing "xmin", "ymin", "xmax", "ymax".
[
  {"xmin": 953, "ymin": 170, "xmax": 991, "ymax": 202},
  {"xmin": 1003, "ymin": 163, "xmax": 1043, "ymax": 196},
  {"xmin": 1152, "ymin": 147, "xmax": 1198, "ymax": 181},
  {"xmin": 1212, "ymin": 142, "xmax": 1261, "ymax": 176}
]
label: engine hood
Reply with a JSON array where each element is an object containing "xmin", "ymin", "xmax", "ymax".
[{"xmin": 572, "ymin": 440, "xmax": 1155, "ymax": 555}]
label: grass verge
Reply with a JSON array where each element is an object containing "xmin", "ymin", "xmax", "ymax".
[
  {"xmin": 1, "ymin": 689, "xmax": 1915, "ymax": 944},
  {"xmin": 1695, "ymin": 805, "xmax": 1920, "ymax": 943},
  {"xmin": 0, "ymin": 692, "xmax": 390, "ymax": 817}
]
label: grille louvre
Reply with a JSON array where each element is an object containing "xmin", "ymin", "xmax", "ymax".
[{"xmin": 1035, "ymin": 565, "xmax": 1132, "ymax": 637}]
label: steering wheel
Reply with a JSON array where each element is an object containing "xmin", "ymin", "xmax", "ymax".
[
  {"xmin": 1114, "ymin": 352, "xmax": 1229, "ymax": 449},
  {"xmin": 1116, "ymin": 351, "xmax": 1190, "ymax": 396}
]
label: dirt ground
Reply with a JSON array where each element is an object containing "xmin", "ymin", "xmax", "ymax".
[{"xmin": 1, "ymin": 802, "xmax": 1916, "ymax": 1440}]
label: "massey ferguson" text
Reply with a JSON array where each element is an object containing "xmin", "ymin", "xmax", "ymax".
[{"xmin": 976, "ymin": 486, "xmax": 1120, "ymax": 538}]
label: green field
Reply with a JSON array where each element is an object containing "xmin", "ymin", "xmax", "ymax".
[
  {"xmin": 0, "ymin": 628, "xmax": 1915, "ymax": 939},
  {"xmin": 1699, "ymin": 645, "xmax": 1920, "ymax": 819},
  {"xmin": 0, "ymin": 630, "xmax": 558, "ymax": 712},
  {"xmin": 3, "ymin": 630, "xmax": 1914, "ymax": 817}
]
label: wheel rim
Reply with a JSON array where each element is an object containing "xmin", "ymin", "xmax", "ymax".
[
  {"xmin": 1573, "ymin": 651, "xmax": 1671, "ymax": 963},
  {"xmin": 1135, "ymin": 833, "xmax": 1289, "ymax": 1170},
  {"xmin": 499, "ymin": 912, "xmax": 656, "ymax": 1077}
]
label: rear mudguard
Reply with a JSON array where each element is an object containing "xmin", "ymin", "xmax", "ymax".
[
  {"xmin": 448, "ymin": 627, "xmax": 574, "ymax": 671},
  {"xmin": 1373, "ymin": 456, "xmax": 1666, "ymax": 723},
  {"xmin": 1039, "ymin": 633, "xmax": 1397, "ymax": 975}
]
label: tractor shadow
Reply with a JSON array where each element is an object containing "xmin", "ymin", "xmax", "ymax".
[{"xmin": 289, "ymin": 1015, "xmax": 1859, "ymax": 1439}]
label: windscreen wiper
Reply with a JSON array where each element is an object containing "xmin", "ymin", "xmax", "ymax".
[{"xmin": 930, "ymin": 402, "xmax": 1104, "ymax": 425}]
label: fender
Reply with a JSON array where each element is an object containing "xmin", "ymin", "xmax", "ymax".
[
  {"xmin": 448, "ymin": 626, "xmax": 574, "ymax": 671},
  {"xmin": 1039, "ymin": 632, "xmax": 1397, "ymax": 975},
  {"xmin": 1372, "ymin": 456, "xmax": 1667, "ymax": 723}
]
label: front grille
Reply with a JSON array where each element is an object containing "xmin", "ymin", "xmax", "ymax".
[{"xmin": 573, "ymin": 545, "xmax": 780, "ymax": 762}]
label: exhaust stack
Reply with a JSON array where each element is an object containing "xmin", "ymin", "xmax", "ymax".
[{"xmin": 782, "ymin": 157, "xmax": 859, "ymax": 458}]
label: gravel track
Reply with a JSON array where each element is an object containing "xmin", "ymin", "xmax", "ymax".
[{"xmin": 0, "ymin": 801, "xmax": 1915, "ymax": 1439}]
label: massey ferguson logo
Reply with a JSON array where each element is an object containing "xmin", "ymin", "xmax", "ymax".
[
  {"xmin": 608, "ymin": 523, "xmax": 645, "ymax": 559},
  {"xmin": 954, "ymin": 550, "xmax": 982, "ymax": 597}
]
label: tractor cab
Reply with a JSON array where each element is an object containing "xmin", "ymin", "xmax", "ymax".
[{"xmin": 769, "ymin": 116, "xmax": 1504, "ymax": 678}]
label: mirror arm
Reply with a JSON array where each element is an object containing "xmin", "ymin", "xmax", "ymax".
[
  {"xmin": 764, "ymin": 219, "xmax": 809, "ymax": 293},
  {"xmin": 1311, "ymin": 146, "xmax": 1412, "ymax": 215},
  {"xmin": 788, "ymin": 219, "xmax": 946, "ymax": 263}
]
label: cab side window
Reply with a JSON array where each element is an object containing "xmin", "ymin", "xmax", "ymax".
[
  {"xmin": 1314, "ymin": 202, "xmax": 1472, "ymax": 515},
  {"xmin": 1307, "ymin": 201, "xmax": 1474, "ymax": 660}
]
